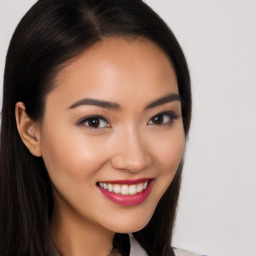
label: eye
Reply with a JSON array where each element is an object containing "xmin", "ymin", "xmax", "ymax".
[
  {"xmin": 77, "ymin": 116, "xmax": 110, "ymax": 129},
  {"xmin": 148, "ymin": 112, "xmax": 180, "ymax": 126}
]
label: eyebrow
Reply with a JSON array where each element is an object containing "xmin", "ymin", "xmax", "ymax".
[
  {"xmin": 68, "ymin": 98, "xmax": 121, "ymax": 111},
  {"xmin": 145, "ymin": 94, "xmax": 180, "ymax": 109},
  {"xmin": 68, "ymin": 93, "xmax": 180, "ymax": 111}
]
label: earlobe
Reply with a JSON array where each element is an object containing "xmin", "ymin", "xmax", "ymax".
[{"xmin": 15, "ymin": 102, "xmax": 42, "ymax": 157}]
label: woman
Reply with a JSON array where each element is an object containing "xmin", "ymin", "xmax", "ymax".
[{"xmin": 0, "ymin": 0, "xmax": 196, "ymax": 255}]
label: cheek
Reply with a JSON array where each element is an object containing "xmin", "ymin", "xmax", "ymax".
[
  {"xmin": 39, "ymin": 123, "xmax": 110, "ymax": 184},
  {"xmin": 159, "ymin": 135, "xmax": 184, "ymax": 172},
  {"xmin": 149, "ymin": 127, "xmax": 185, "ymax": 195},
  {"xmin": 151, "ymin": 128, "xmax": 185, "ymax": 173}
]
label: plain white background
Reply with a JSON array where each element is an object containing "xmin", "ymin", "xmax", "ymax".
[{"xmin": 1, "ymin": 1, "xmax": 256, "ymax": 255}]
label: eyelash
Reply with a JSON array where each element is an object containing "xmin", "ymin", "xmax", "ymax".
[
  {"xmin": 77, "ymin": 115, "xmax": 110, "ymax": 129},
  {"xmin": 147, "ymin": 111, "xmax": 180, "ymax": 126},
  {"xmin": 76, "ymin": 111, "xmax": 180, "ymax": 129}
]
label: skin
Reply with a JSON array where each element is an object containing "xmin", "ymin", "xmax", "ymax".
[{"xmin": 16, "ymin": 38, "xmax": 185, "ymax": 256}]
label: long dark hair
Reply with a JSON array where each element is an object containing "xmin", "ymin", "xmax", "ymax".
[{"xmin": 0, "ymin": 0, "xmax": 191, "ymax": 255}]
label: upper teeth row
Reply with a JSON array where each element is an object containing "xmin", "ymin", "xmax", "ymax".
[{"xmin": 98, "ymin": 181, "xmax": 148, "ymax": 195}]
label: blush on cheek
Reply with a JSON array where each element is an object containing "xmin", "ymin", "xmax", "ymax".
[
  {"xmin": 157, "ymin": 141, "xmax": 184, "ymax": 172},
  {"xmin": 41, "ymin": 138, "xmax": 106, "ymax": 187}
]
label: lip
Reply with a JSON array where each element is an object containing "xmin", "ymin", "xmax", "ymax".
[
  {"xmin": 97, "ymin": 178, "xmax": 155, "ymax": 206},
  {"xmin": 98, "ymin": 178, "xmax": 151, "ymax": 185}
]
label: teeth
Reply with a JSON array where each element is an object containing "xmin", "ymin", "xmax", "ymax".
[
  {"xmin": 121, "ymin": 185, "xmax": 129, "ymax": 195},
  {"xmin": 98, "ymin": 181, "xmax": 149, "ymax": 195},
  {"xmin": 107, "ymin": 184, "xmax": 113, "ymax": 192},
  {"xmin": 113, "ymin": 184, "xmax": 121, "ymax": 194},
  {"xmin": 137, "ymin": 183, "xmax": 143, "ymax": 193},
  {"xmin": 128, "ymin": 184, "xmax": 137, "ymax": 195}
]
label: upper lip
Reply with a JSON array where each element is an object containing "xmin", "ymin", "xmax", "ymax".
[{"xmin": 97, "ymin": 178, "xmax": 153, "ymax": 185}]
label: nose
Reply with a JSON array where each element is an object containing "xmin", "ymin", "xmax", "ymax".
[{"xmin": 111, "ymin": 128, "xmax": 152, "ymax": 173}]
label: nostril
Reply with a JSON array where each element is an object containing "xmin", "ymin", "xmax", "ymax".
[{"xmin": 110, "ymin": 155, "xmax": 151, "ymax": 172}]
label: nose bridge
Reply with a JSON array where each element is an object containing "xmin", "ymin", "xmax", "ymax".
[{"xmin": 111, "ymin": 125, "xmax": 151, "ymax": 172}]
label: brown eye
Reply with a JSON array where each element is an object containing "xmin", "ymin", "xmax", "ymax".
[
  {"xmin": 148, "ymin": 112, "xmax": 179, "ymax": 126},
  {"xmin": 151, "ymin": 114, "xmax": 164, "ymax": 125},
  {"xmin": 87, "ymin": 118, "xmax": 101, "ymax": 128},
  {"xmin": 79, "ymin": 116, "xmax": 110, "ymax": 129}
]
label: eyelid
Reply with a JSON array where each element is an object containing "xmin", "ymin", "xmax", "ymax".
[
  {"xmin": 147, "ymin": 111, "xmax": 181, "ymax": 125},
  {"xmin": 76, "ymin": 115, "xmax": 111, "ymax": 128},
  {"xmin": 75, "ymin": 111, "xmax": 181, "ymax": 128}
]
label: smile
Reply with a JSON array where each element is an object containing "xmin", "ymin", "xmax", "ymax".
[
  {"xmin": 97, "ymin": 178, "xmax": 155, "ymax": 206},
  {"xmin": 98, "ymin": 181, "xmax": 149, "ymax": 195}
]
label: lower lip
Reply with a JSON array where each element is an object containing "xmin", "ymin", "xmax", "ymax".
[{"xmin": 97, "ymin": 180, "xmax": 155, "ymax": 206}]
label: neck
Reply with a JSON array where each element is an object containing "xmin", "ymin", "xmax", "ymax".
[{"xmin": 50, "ymin": 193, "xmax": 115, "ymax": 256}]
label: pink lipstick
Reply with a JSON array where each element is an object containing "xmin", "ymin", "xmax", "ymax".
[{"xmin": 97, "ymin": 178, "xmax": 154, "ymax": 206}]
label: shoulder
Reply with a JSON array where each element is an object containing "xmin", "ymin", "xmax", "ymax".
[{"xmin": 174, "ymin": 248, "xmax": 206, "ymax": 256}]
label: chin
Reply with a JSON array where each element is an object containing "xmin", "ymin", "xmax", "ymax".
[{"xmin": 102, "ymin": 209, "xmax": 154, "ymax": 234}]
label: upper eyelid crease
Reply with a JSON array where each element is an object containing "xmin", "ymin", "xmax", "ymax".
[
  {"xmin": 76, "ymin": 111, "xmax": 180, "ymax": 129},
  {"xmin": 67, "ymin": 93, "xmax": 180, "ymax": 111},
  {"xmin": 76, "ymin": 115, "xmax": 108, "ymax": 124},
  {"xmin": 148, "ymin": 112, "xmax": 181, "ymax": 126}
]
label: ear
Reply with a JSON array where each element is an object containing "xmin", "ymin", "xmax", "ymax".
[{"xmin": 15, "ymin": 102, "xmax": 42, "ymax": 157}]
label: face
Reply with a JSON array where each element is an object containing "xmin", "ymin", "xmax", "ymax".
[{"xmin": 38, "ymin": 38, "xmax": 185, "ymax": 233}]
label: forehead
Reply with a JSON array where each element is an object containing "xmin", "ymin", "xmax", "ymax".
[{"xmin": 47, "ymin": 37, "xmax": 178, "ymax": 109}]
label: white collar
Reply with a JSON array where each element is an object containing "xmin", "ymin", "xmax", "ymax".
[
  {"xmin": 128, "ymin": 234, "xmax": 148, "ymax": 256},
  {"xmin": 49, "ymin": 234, "xmax": 149, "ymax": 256}
]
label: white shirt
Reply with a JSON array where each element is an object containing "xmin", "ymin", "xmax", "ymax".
[
  {"xmin": 50, "ymin": 234, "xmax": 204, "ymax": 256},
  {"xmin": 129, "ymin": 234, "xmax": 203, "ymax": 256},
  {"xmin": 129, "ymin": 234, "xmax": 148, "ymax": 256},
  {"xmin": 129, "ymin": 234, "xmax": 204, "ymax": 256}
]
